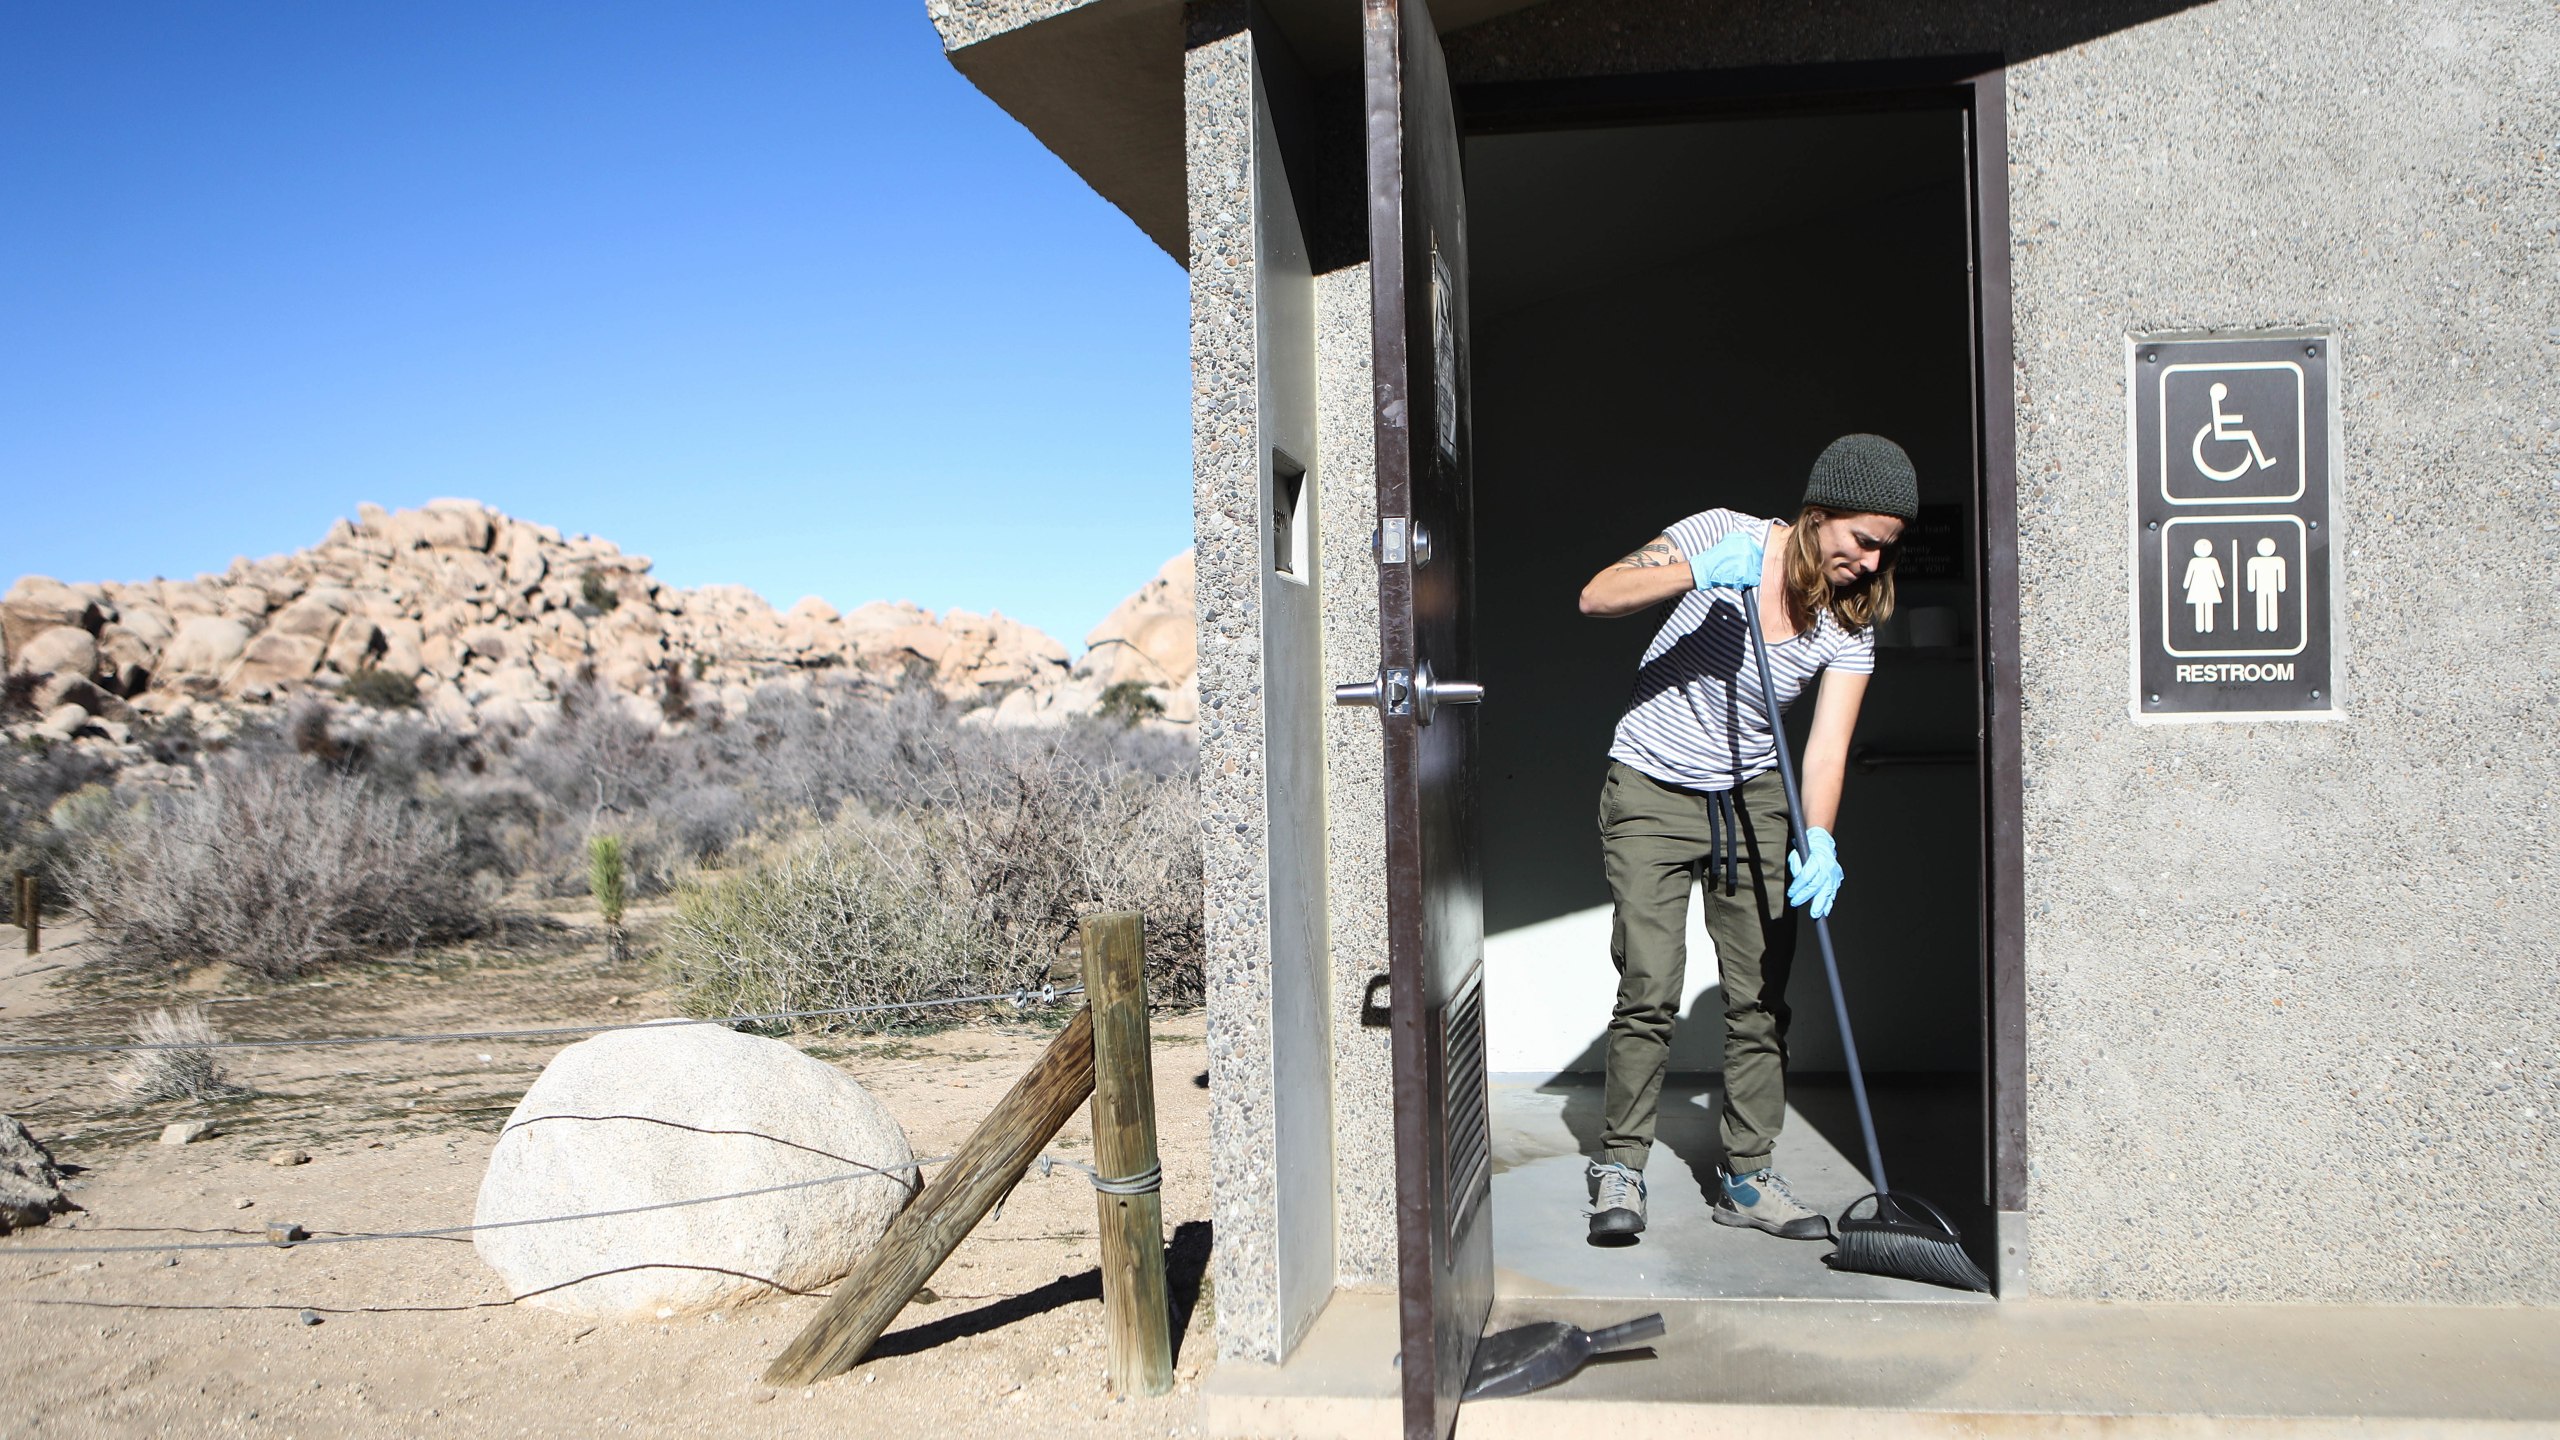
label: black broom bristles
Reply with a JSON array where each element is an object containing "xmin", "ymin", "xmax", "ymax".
[{"xmin": 1824, "ymin": 1195, "xmax": 1993, "ymax": 1293}]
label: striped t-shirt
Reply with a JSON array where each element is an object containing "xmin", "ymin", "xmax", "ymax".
[{"xmin": 1607, "ymin": 509, "xmax": 1877, "ymax": 792}]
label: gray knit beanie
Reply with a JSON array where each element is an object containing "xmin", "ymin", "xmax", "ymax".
[{"xmin": 1802, "ymin": 434, "xmax": 1918, "ymax": 521}]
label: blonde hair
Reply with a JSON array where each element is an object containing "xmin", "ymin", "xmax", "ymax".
[{"xmin": 1781, "ymin": 505, "xmax": 1898, "ymax": 635}]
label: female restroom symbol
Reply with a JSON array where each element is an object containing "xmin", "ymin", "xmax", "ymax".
[
  {"xmin": 2182, "ymin": 538, "xmax": 2225, "ymax": 633},
  {"xmin": 2192, "ymin": 382, "xmax": 2280, "ymax": 482}
]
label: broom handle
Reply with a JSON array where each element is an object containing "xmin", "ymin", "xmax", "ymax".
[{"xmin": 1740, "ymin": 586, "xmax": 1892, "ymax": 1198}]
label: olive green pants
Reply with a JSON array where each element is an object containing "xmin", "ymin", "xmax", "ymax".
[{"xmin": 1597, "ymin": 761, "xmax": 1799, "ymax": 1175}]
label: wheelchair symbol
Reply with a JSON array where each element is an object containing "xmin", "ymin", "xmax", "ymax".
[{"xmin": 2191, "ymin": 382, "xmax": 2280, "ymax": 482}]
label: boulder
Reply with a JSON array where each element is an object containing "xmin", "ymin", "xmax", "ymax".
[
  {"xmin": 0, "ymin": 1118, "xmax": 75, "ymax": 1233},
  {"xmin": 2, "ymin": 576, "xmax": 103, "ymax": 657},
  {"xmin": 323, "ymin": 617, "xmax": 386, "ymax": 673},
  {"xmin": 1077, "ymin": 549, "xmax": 1196, "ymax": 692},
  {"xmin": 377, "ymin": 619, "xmax": 427, "ymax": 677},
  {"xmin": 267, "ymin": 592, "xmax": 347, "ymax": 640},
  {"xmin": 218, "ymin": 583, "xmax": 273, "ymax": 620},
  {"xmin": 96, "ymin": 626, "xmax": 160, "ymax": 695},
  {"xmin": 15, "ymin": 625, "xmax": 97, "ymax": 681},
  {"xmin": 474, "ymin": 1023, "xmax": 916, "ymax": 1317},
  {"xmin": 498, "ymin": 525, "xmax": 548, "ymax": 592},
  {"xmin": 34, "ymin": 703, "xmax": 87, "ymax": 741},
  {"xmin": 225, "ymin": 630, "xmax": 325, "ymax": 695},
  {"xmin": 158, "ymin": 581, "xmax": 223, "ymax": 616},
  {"xmin": 159, "ymin": 616, "xmax": 252, "ymax": 679},
  {"xmin": 379, "ymin": 502, "xmax": 494, "ymax": 554}
]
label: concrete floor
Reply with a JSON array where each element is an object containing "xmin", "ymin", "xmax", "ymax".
[
  {"xmin": 1202, "ymin": 1290, "xmax": 2560, "ymax": 1438},
  {"xmin": 1202, "ymin": 1078, "xmax": 2560, "ymax": 1435},
  {"xmin": 1490, "ymin": 1073, "xmax": 1995, "ymax": 1303}
]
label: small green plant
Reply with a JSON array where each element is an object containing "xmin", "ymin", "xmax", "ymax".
[
  {"xmin": 579, "ymin": 569, "xmax": 621, "ymax": 612},
  {"xmin": 587, "ymin": 832, "xmax": 628, "ymax": 926},
  {"xmin": 1096, "ymin": 680, "xmax": 1166, "ymax": 729},
  {"xmin": 341, "ymin": 667, "xmax": 420, "ymax": 710}
]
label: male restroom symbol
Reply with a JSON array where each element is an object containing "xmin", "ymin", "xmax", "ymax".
[
  {"xmin": 2246, "ymin": 537, "xmax": 2287, "ymax": 632},
  {"xmin": 2192, "ymin": 382, "xmax": 2280, "ymax": 482},
  {"xmin": 2182, "ymin": 538, "xmax": 2226, "ymax": 633}
]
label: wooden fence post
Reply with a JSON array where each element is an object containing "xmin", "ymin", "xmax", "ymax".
[
  {"xmin": 1083, "ymin": 910, "xmax": 1172, "ymax": 1396},
  {"xmin": 17, "ymin": 873, "xmax": 34, "ymax": 956},
  {"xmin": 766, "ymin": 1004, "xmax": 1097, "ymax": 1385}
]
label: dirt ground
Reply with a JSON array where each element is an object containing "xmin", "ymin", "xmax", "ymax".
[{"xmin": 0, "ymin": 907, "xmax": 1218, "ymax": 1438}]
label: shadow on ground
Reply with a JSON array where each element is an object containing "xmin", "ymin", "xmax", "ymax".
[{"xmin": 864, "ymin": 1218, "xmax": 1213, "ymax": 1365}]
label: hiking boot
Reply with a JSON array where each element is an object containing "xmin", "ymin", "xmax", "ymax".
[
  {"xmin": 1585, "ymin": 1161, "xmax": 1646, "ymax": 1242},
  {"xmin": 1713, "ymin": 1166, "xmax": 1831, "ymax": 1240}
]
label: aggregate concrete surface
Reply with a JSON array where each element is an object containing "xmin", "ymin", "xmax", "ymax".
[
  {"xmin": 1439, "ymin": 0, "xmax": 2560, "ymax": 1305},
  {"xmin": 0, "ymin": 917, "xmax": 1219, "ymax": 1438}
]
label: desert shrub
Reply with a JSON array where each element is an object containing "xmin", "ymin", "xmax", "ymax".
[
  {"xmin": 0, "ymin": 740, "xmax": 118, "ymax": 885},
  {"xmin": 1096, "ymin": 680, "xmax": 1166, "ymax": 728},
  {"xmin": 113, "ymin": 1006, "xmax": 235, "ymax": 1102},
  {"xmin": 656, "ymin": 663, "xmax": 696, "ymax": 725},
  {"xmin": 665, "ymin": 814, "xmax": 997, "ymax": 1028},
  {"xmin": 72, "ymin": 755, "xmax": 490, "ymax": 979},
  {"xmin": 653, "ymin": 781, "xmax": 753, "ymax": 863},
  {"xmin": 420, "ymin": 771, "xmax": 549, "ymax": 880},
  {"xmin": 664, "ymin": 719, "xmax": 1204, "ymax": 1021},
  {"xmin": 1, "ymin": 671, "xmax": 42, "ymax": 720},
  {"xmin": 510, "ymin": 676, "xmax": 671, "ymax": 827},
  {"xmin": 342, "ymin": 667, "xmax": 420, "ymax": 710},
  {"xmin": 579, "ymin": 569, "xmax": 620, "ymax": 611}
]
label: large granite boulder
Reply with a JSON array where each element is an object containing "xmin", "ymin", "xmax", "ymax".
[
  {"xmin": 2, "ymin": 576, "xmax": 103, "ymax": 659},
  {"xmin": 473, "ymin": 1022, "xmax": 916, "ymax": 1317},
  {"xmin": 159, "ymin": 616, "xmax": 252, "ymax": 680},
  {"xmin": 14, "ymin": 626, "xmax": 97, "ymax": 682}
]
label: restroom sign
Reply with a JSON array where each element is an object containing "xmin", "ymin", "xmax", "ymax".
[{"xmin": 2131, "ymin": 334, "xmax": 2335, "ymax": 721}]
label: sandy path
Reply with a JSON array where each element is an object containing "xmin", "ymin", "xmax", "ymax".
[{"xmin": 0, "ymin": 912, "xmax": 1217, "ymax": 1438}]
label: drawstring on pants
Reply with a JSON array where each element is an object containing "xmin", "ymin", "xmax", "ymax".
[{"xmin": 1703, "ymin": 787, "xmax": 1742, "ymax": 895}]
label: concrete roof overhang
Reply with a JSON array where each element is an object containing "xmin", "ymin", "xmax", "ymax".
[{"xmin": 928, "ymin": 0, "xmax": 1545, "ymax": 264}]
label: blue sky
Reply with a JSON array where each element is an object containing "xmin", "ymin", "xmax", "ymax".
[{"xmin": 0, "ymin": 4, "xmax": 1190, "ymax": 652}]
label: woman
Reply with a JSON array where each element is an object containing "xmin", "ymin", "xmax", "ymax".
[{"xmin": 1572, "ymin": 433, "xmax": 1913, "ymax": 1244}]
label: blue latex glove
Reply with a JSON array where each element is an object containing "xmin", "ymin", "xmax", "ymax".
[
  {"xmin": 1687, "ymin": 531, "xmax": 1763, "ymax": 591},
  {"xmin": 1788, "ymin": 826, "xmax": 1844, "ymax": 919}
]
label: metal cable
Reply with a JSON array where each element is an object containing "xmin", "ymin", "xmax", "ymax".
[
  {"xmin": 1034, "ymin": 1154, "xmax": 1162, "ymax": 1197},
  {"xmin": 1, "ymin": 1152, "xmax": 955, "ymax": 1257},
  {"xmin": 1, "ymin": 1143, "xmax": 1142, "ymax": 1260},
  {"xmin": 0, "ymin": 984, "xmax": 1079, "ymax": 1057}
]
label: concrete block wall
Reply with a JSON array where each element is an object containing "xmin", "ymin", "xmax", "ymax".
[{"xmin": 2000, "ymin": 2, "xmax": 2559, "ymax": 1303}]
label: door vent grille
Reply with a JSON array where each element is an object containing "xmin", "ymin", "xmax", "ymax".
[{"xmin": 1443, "ymin": 976, "xmax": 1490, "ymax": 1240}]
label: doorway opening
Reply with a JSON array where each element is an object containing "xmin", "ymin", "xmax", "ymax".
[{"xmin": 1463, "ymin": 96, "xmax": 1999, "ymax": 1300}]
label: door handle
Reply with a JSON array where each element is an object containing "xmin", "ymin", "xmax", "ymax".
[{"xmin": 1333, "ymin": 663, "xmax": 1483, "ymax": 724}]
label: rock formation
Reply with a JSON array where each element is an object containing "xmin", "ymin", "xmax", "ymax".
[{"xmin": 0, "ymin": 501, "xmax": 1197, "ymax": 757}]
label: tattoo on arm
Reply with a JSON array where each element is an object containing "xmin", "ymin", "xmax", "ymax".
[{"xmin": 1613, "ymin": 538, "xmax": 1682, "ymax": 570}]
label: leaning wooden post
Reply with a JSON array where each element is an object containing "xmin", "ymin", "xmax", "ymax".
[
  {"xmin": 766, "ymin": 1004, "xmax": 1096, "ymax": 1385},
  {"xmin": 1083, "ymin": 910, "xmax": 1172, "ymax": 1396},
  {"xmin": 18, "ymin": 873, "xmax": 35, "ymax": 956}
]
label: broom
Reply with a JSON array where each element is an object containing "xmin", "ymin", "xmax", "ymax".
[{"xmin": 1740, "ymin": 585, "xmax": 1991, "ymax": 1293}]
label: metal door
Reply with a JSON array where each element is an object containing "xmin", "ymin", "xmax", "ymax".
[{"xmin": 1343, "ymin": 2, "xmax": 1490, "ymax": 1436}]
